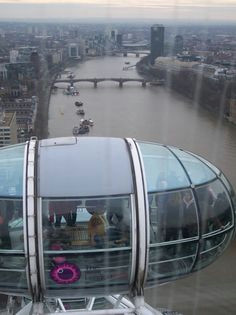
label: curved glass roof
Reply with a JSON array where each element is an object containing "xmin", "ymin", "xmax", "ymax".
[
  {"xmin": 169, "ymin": 147, "xmax": 216, "ymax": 185},
  {"xmin": 137, "ymin": 141, "xmax": 235, "ymax": 288},
  {"xmin": 138, "ymin": 142, "xmax": 218, "ymax": 191},
  {"xmin": 38, "ymin": 137, "xmax": 134, "ymax": 197},
  {"xmin": 137, "ymin": 142, "xmax": 190, "ymax": 192},
  {"xmin": 186, "ymin": 151, "xmax": 221, "ymax": 176}
]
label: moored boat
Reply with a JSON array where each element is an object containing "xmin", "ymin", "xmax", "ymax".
[
  {"xmin": 80, "ymin": 119, "xmax": 93, "ymax": 126},
  {"xmin": 67, "ymin": 72, "xmax": 75, "ymax": 79},
  {"xmin": 72, "ymin": 126, "xmax": 80, "ymax": 135},
  {"xmin": 79, "ymin": 125, "xmax": 89, "ymax": 134},
  {"xmin": 88, "ymin": 119, "xmax": 94, "ymax": 126},
  {"xmin": 76, "ymin": 109, "xmax": 85, "ymax": 115},
  {"xmin": 75, "ymin": 101, "xmax": 83, "ymax": 106},
  {"xmin": 65, "ymin": 86, "xmax": 80, "ymax": 96}
]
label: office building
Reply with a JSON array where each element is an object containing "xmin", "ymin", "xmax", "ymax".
[
  {"xmin": 150, "ymin": 24, "xmax": 164, "ymax": 64},
  {"xmin": 116, "ymin": 34, "xmax": 123, "ymax": 47},
  {"xmin": 68, "ymin": 43, "xmax": 79, "ymax": 58},
  {"xmin": 174, "ymin": 35, "xmax": 184, "ymax": 55},
  {"xmin": 0, "ymin": 111, "xmax": 17, "ymax": 147}
]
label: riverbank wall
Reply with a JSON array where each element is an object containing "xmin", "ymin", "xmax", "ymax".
[
  {"xmin": 33, "ymin": 59, "xmax": 80, "ymax": 139},
  {"xmin": 137, "ymin": 56, "xmax": 236, "ymax": 123},
  {"xmin": 33, "ymin": 72, "xmax": 56, "ymax": 140}
]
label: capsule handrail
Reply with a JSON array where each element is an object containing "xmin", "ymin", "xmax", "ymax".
[{"xmin": 44, "ymin": 246, "xmax": 132, "ymax": 254}]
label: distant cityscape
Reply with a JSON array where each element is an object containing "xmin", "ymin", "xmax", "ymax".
[{"xmin": 0, "ymin": 22, "xmax": 235, "ymax": 146}]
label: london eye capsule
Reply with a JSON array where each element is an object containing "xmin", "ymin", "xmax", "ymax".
[{"xmin": 0, "ymin": 137, "xmax": 235, "ymax": 306}]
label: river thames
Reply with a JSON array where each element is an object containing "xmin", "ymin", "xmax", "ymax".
[{"xmin": 49, "ymin": 55, "xmax": 236, "ymax": 315}]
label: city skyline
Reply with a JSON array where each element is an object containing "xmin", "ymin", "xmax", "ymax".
[{"xmin": 0, "ymin": 1, "xmax": 235, "ymax": 23}]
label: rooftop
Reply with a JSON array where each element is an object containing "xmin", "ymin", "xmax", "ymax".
[{"xmin": 0, "ymin": 111, "xmax": 15, "ymax": 127}]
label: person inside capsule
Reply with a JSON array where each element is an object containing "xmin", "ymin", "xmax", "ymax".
[
  {"xmin": 43, "ymin": 197, "xmax": 132, "ymax": 250},
  {"xmin": 0, "ymin": 207, "xmax": 11, "ymax": 250},
  {"xmin": 182, "ymin": 190, "xmax": 198, "ymax": 239},
  {"xmin": 197, "ymin": 183, "xmax": 229, "ymax": 234},
  {"xmin": 87, "ymin": 201, "xmax": 107, "ymax": 248},
  {"xmin": 49, "ymin": 200, "xmax": 77, "ymax": 228},
  {"xmin": 106, "ymin": 199, "xmax": 131, "ymax": 246}
]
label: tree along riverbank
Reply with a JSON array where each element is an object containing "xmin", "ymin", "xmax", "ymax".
[{"xmin": 137, "ymin": 56, "xmax": 236, "ymax": 123}]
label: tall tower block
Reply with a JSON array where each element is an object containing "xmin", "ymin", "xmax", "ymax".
[{"xmin": 150, "ymin": 24, "xmax": 164, "ymax": 64}]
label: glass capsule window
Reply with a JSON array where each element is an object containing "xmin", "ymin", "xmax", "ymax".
[
  {"xmin": 196, "ymin": 179, "xmax": 234, "ymax": 236},
  {"xmin": 149, "ymin": 189, "xmax": 198, "ymax": 244},
  {"xmin": 147, "ymin": 189, "xmax": 199, "ymax": 284},
  {"xmin": 187, "ymin": 151, "xmax": 221, "ymax": 176},
  {"xmin": 194, "ymin": 230, "xmax": 234, "ymax": 271},
  {"xmin": 41, "ymin": 195, "xmax": 133, "ymax": 297},
  {"xmin": 169, "ymin": 147, "xmax": 217, "ymax": 185},
  {"xmin": 148, "ymin": 241, "xmax": 198, "ymax": 285},
  {"xmin": 0, "ymin": 144, "xmax": 27, "ymax": 293},
  {"xmin": 137, "ymin": 141, "xmax": 235, "ymax": 286},
  {"xmin": 220, "ymin": 172, "xmax": 236, "ymax": 200},
  {"xmin": 0, "ymin": 139, "xmax": 234, "ymax": 299},
  {"xmin": 138, "ymin": 142, "xmax": 190, "ymax": 191}
]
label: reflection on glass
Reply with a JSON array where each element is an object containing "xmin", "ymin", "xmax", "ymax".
[
  {"xmin": 147, "ymin": 242, "xmax": 197, "ymax": 283},
  {"xmin": 0, "ymin": 144, "xmax": 25, "ymax": 197},
  {"xmin": 0, "ymin": 271, "xmax": 27, "ymax": 290},
  {"xmin": 196, "ymin": 180, "xmax": 233, "ymax": 235},
  {"xmin": 0, "ymin": 254, "xmax": 25, "ymax": 269},
  {"xmin": 138, "ymin": 142, "xmax": 190, "ymax": 192},
  {"xmin": 194, "ymin": 231, "xmax": 233, "ymax": 271},
  {"xmin": 170, "ymin": 147, "xmax": 216, "ymax": 185},
  {"xmin": 149, "ymin": 189, "xmax": 198, "ymax": 243},
  {"xmin": 0, "ymin": 198, "xmax": 25, "ymax": 291},
  {"xmin": 43, "ymin": 196, "xmax": 131, "ymax": 250},
  {"xmin": 42, "ymin": 196, "xmax": 132, "ymax": 293},
  {"xmin": 44, "ymin": 251, "xmax": 131, "ymax": 291},
  {"xmin": 187, "ymin": 151, "xmax": 221, "ymax": 176},
  {"xmin": 220, "ymin": 173, "xmax": 235, "ymax": 198},
  {"xmin": 0, "ymin": 143, "xmax": 25, "ymax": 293},
  {"xmin": 0, "ymin": 199, "xmax": 23, "ymax": 250}
]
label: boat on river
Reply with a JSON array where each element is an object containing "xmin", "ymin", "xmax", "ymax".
[
  {"xmin": 67, "ymin": 72, "xmax": 75, "ymax": 79},
  {"xmin": 80, "ymin": 119, "xmax": 94, "ymax": 127},
  {"xmin": 76, "ymin": 109, "xmax": 85, "ymax": 115},
  {"xmin": 88, "ymin": 119, "xmax": 94, "ymax": 126},
  {"xmin": 149, "ymin": 79, "xmax": 165, "ymax": 86},
  {"xmin": 78, "ymin": 125, "xmax": 89, "ymax": 134},
  {"xmin": 75, "ymin": 101, "xmax": 83, "ymax": 107},
  {"xmin": 64, "ymin": 86, "xmax": 80, "ymax": 96},
  {"xmin": 72, "ymin": 126, "xmax": 80, "ymax": 135}
]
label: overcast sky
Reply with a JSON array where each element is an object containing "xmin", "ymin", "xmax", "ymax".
[{"xmin": 0, "ymin": 0, "xmax": 235, "ymax": 23}]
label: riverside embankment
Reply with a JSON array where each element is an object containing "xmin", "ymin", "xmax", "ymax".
[
  {"xmin": 33, "ymin": 75, "xmax": 53, "ymax": 139},
  {"xmin": 136, "ymin": 56, "xmax": 236, "ymax": 121},
  {"xmin": 34, "ymin": 59, "xmax": 80, "ymax": 139}
]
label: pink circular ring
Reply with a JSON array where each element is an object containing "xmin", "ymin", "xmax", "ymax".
[{"xmin": 50, "ymin": 262, "xmax": 81, "ymax": 284}]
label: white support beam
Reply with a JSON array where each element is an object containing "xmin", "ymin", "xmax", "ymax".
[{"xmin": 26, "ymin": 139, "xmax": 39, "ymax": 300}]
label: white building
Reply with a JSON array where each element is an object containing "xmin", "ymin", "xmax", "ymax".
[
  {"xmin": 52, "ymin": 50, "xmax": 63, "ymax": 64},
  {"xmin": 10, "ymin": 47, "xmax": 38, "ymax": 64},
  {"xmin": 9, "ymin": 50, "xmax": 19, "ymax": 63},
  {"xmin": 0, "ymin": 111, "xmax": 17, "ymax": 147}
]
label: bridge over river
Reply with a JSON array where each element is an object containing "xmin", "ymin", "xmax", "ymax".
[{"xmin": 54, "ymin": 78, "xmax": 165, "ymax": 88}]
